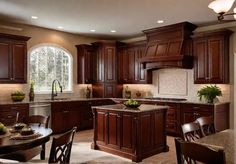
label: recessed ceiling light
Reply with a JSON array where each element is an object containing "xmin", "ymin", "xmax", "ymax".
[
  {"xmin": 90, "ymin": 29, "xmax": 96, "ymax": 32},
  {"xmin": 31, "ymin": 16, "xmax": 38, "ymax": 19},
  {"xmin": 57, "ymin": 26, "xmax": 63, "ymax": 29},
  {"xmin": 157, "ymin": 20, "xmax": 164, "ymax": 24},
  {"xmin": 110, "ymin": 30, "xmax": 116, "ymax": 33}
]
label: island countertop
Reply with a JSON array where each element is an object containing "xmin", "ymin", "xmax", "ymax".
[{"xmin": 92, "ymin": 104, "xmax": 168, "ymax": 113}]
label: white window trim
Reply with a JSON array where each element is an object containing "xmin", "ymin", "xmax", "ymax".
[{"xmin": 28, "ymin": 43, "xmax": 73, "ymax": 94}]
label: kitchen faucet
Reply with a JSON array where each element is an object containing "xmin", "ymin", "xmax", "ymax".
[{"xmin": 51, "ymin": 79, "xmax": 63, "ymax": 100}]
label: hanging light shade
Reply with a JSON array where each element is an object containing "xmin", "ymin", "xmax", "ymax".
[{"xmin": 208, "ymin": 0, "xmax": 235, "ymax": 14}]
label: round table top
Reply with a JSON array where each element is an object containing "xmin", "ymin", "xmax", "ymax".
[{"xmin": 0, "ymin": 125, "xmax": 52, "ymax": 154}]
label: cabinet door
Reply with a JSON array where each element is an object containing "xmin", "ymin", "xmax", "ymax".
[
  {"xmin": 121, "ymin": 113, "xmax": 135, "ymax": 153},
  {"xmin": 0, "ymin": 41, "xmax": 11, "ymax": 82},
  {"xmin": 208, "ymin": 36, "xmax": 224, "ymax": 83},
  {"xmin": 96, "ymin": 111, "xmax": 107, "ymax": 144},
  {"xmin": 77, "ymin": 45, "xmax": 94, "ymax": 84},
  {"xmin": 107, "ymin": 112, "xmax": 121, "ymax": 147},
  {"xmin": 117, "ymin": 48, "xmax": 128, "ymax": 83},
  {"xmin": 96, "ymin": 47, "xmax": 105, "ymax": 83},
  {"xmin": 127, "ymin": 48, "xmax": 135, "ymax": 82},
  {"xmin": 52, "ymin": 111, "xmax": 67, "ymax": 133},
  {"xmin": 12, "ymin": 43, "xmax": 27, "ymax": 83},
  {"xmin": 104, "ymin": 46, "xmax": 117, "ymax": 82},
  {"xmin": 193, "ymin": 38, "xmax": 208, "ymax": 84},
  {"xmin": 104, "ymin": 83, "xmax": 117, "ymax": 98}
]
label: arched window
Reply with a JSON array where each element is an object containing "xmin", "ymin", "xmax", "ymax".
[{"xmin": 29, "ymin": 44, "xmax": 72, "ymax": 93}]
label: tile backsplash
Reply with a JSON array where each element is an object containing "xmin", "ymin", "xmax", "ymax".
[
  {"xmin": 0, "ymin": 69, "xmax": 230, "ymax": 103},
  {"xmin": 124, "ymin": 68, "xmax": 230, "ymax": 103}
]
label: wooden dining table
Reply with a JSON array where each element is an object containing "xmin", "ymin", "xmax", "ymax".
[
  {"xmin": 196, "ymin": 129, "xmax": 235, "ymax": 164},
  {"xmin": 0, "ymin": 125, "xmax": 52, "ymax": 161}
]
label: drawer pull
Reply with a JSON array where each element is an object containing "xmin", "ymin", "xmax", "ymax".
[
  {"xmin": 63, "ymin": 111, "xmax": 69, "ymax": 113},
  {"xmin": 7, "ymin": 115, "xmax": 14, "ymax": 119}
]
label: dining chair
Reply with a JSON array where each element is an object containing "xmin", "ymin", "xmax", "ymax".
[
  {"xmin": 175, "ymin": 137, "xmax": 225, "ymax": 164},
  {"xmin": 49, "ymin": 127, "xmax": 77, "ymax": 163},
  {"xmin": 181, "ymin": 122, "xmax": 202, "ymax": 141},
  {"xmin": 26, "ymin": 115, "xmax": 50, "ymax": 128},
  {"xmin": 196, "ymin": 116, "xmax": 215, "ymax": 136}
]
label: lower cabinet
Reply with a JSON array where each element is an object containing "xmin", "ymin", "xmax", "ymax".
[
  {"xmin": 181, "ymin": 103, "xmax": 229, "ymax": 132},
  {"xmin": 0, "ymin": 104, "xmax": 29, "ymax": 126},
  {"xmin": 51, "ymin": 99, "xmax": 116, "ymax": 134},
  {"xmin": 92, "ymin": 107, "xmax": 168, "ymax": 162}
]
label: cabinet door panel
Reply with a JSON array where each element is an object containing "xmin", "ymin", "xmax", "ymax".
[
  {"xmin": 140, "ymin": 114, "xmax": 152, "ymax": 151},
  {"xmin": 105, "ymin": 47, "xmax": 116, "ymax": 82},
  {"xmin": 193, "ymin": 39, "xmax": 208, "ymax": 83},
  {"xmin": 52, "ymin": 111, "xmax": 66, "ymax": 133},
  {"xmin": 153, "ymin": 111, "xmax": 165, "ymax": 146},
  {"xmin": 208, "ymin": 37, "xmax": 223, "ymax": 83},
  {"xmin": 0, "ymin": 42, "xmax": 11, "ymax": 81},
  {"xmin": 121, "ymin": 114, "xmax": 133, "ymax": 150},
  {"xmin": 108, "ymin": 112, "xmax": 120, "ymax": 146},
  {"xmin": 97, "ymin": 111, "xmax": 106, "ymax": 143},
  {"xmin": 96, "ymin": 48, "xmax": 104, "ymax": 82},
  {"xmin": 127, "ymin": 49, "xmax": 135, "ymax": 82},
  {"xmin": 12, "ymin": 43, "xmax": 26, "ymax": 83}
]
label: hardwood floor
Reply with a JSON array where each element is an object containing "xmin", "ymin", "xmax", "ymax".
[{"xmin": 29, "ymin": 129, "xmax": 177, "ymax": 163}]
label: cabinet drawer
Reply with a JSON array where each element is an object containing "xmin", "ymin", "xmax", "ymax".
[
  {"xmin": 182, "ymin": 104, "xmax": 213, "ymax": 112},
  {"xmin": 167, "ymin": 108, "xmax": 177, "ymax": 121},
  {"xmin": 0, "ymin": 104, "xmax": 28, "ymax": 111},
  {"xmin": 166, "ymin": 122, "xmax": 177, "ymax": 132}
]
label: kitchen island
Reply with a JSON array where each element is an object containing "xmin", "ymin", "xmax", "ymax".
[{"xmin": 91, "ymin": 104, "xmax": 169, "ymax": 162}]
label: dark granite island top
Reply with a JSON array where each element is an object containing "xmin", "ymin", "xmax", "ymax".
[{"xmin": 91, "ymin": 104, "xmax": 169, "ymax": 162}]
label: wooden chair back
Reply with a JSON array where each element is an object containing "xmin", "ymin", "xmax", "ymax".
[
  {"xmin": 181, "ymin": 122, "xmax": 202, "ymax": 141},
  {"xmin": 26, "ymin": 115, "xmax": 50, "ymax": 128},
  {"xmin": 175, "ymin": 137, "xmax": 225, "ymax": 164},
  {"xmin": 196, "ymin": 116, "xmax": 215, "ymax": 136},
  {"xmin": 49, "ymin": 127, "xmax": 77, "ymax": 163}
]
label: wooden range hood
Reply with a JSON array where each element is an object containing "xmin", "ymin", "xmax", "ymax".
[{"xmin": 140, "ymin": 22, "xmax": 197, "ymax": 70}]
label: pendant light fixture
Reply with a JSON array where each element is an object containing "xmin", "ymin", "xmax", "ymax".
[{"xmin": 208, "ymin": 0, "xmax": 236, "ymax": 20}]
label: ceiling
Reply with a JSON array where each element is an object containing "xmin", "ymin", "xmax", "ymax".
[{"xmin": 0, "ymin": 0, "xmax": 230, "ymax": 39}]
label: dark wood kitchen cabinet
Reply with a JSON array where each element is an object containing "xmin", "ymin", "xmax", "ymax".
[
  {"xmin": 51, "ymin": 99, "xmax": 116, "ymax": 133},
  {"xmin": 117, "ymin": 41, "xmax": 152, "ymax": 84},
  {"xmin": 0, "ymin": 103, "xmax": 29, "ymax": 126},
  {"xmin": 92, "ymin": 41, "xmax": 122, "ymax": 98},
  {"xmin": 76, "ymin": 44, "xmax": 95, "ymax": 84},
  {"xmin": 193, "ymin": 29, "xmax": 232, "ymax": 84},
  {"xmin": 0, "ymin": 33, "xmax": 30, "ymax": 83},
  {"xmin": 92, "ymin": 104, "xmax": 168, "ymax": 162},
  {"xmin": 181, "ymin": 103, "xmax": 229, "ymax": 132}
]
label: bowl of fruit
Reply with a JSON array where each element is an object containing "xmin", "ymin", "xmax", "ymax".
[
  {"xmin": 20, "ymin": 127, "xmax": 34, "ymax": 136},
  {"xmin": 13, "ymin": 123, "xmax": 27, "ymax": 130},
  {"xmin": 11, "ymin": 91, "xmax": 25, "ymax": 102},
  {"xmin": 0, "ymin": 122, "xmax": 7, "ymax": 135},
  {"xmin": 124, "ymin": 99, "xmax": 140, "ymax": 108}
]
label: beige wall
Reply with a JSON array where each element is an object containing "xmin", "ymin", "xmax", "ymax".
[{"xmin": 0, "ymin": 21, "xmax": 97, "ymax": 101}]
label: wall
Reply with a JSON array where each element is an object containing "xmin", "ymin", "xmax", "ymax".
[
  {"xmin": 124, "ymin": 69, "xmax": 230, "ymax": 103},
  {"xmin": 0, "ymin": 21, "xmax": 97, "ymax": 102}
]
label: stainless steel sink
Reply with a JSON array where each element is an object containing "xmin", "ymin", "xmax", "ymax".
[{"xmin": 45, "ymin": 98, "xmax": 70, "ymax": 101}]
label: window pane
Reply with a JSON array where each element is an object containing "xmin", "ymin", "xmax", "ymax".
[{"xmin": 30, "ymin": 45, "xmax": 72, "ymax": 93}]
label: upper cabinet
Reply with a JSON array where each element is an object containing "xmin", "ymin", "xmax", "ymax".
[
  {"xmin": 0, "ymin": 33, "xmax": 30, "ymax": 83},
  {"xmin": 76, "ymin": 44, "xmax": 95, "ymax": 84},
  {"xmin": 193, "ymin": 29, "xmax": 232, "ymax": 84},
  {"xmin": 117, "ymin": 41, "xmax": 152, "ymax": 84}
]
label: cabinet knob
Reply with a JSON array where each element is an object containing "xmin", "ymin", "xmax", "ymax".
[
  {"xmin": 63, "ymin": 110, "xmax": 69, "ymax": 113},
  {"xmin": 10, "ymin": 78, "xmax": 14, "ymax": 80}
]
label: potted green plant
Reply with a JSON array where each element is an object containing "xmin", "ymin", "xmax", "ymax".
[{"xmin": 197, "ymin": 85, "xmax": 222, "ymax": 103}]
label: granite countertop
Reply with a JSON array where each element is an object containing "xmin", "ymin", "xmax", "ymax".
[
  {"xmin": 0, "ymin": 97, "xmax": 230, "ymax": 105},
  {"xmin": 92, "ymin": 104, "xmax": 168, "ymax": 113},
  {"xmin": 111, "ymin": 98, "xmax": 230, "ymax": 105},
  {"xmin": 196, "ymin": 129, "xmax": 234, "ymax": 164}
]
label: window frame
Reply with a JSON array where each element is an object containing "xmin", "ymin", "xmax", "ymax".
[{"xmin": 28, "ymin": 43, "xmax": 73, "ymax": 94}]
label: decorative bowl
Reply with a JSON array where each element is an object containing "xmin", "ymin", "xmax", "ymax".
[
  {"xmin": 11, "ymin": 95, "xmax": 25, "ymax": 102},
  {"xmin": 124, "ymin": 104, "xmax": 141, "ymax": 108},
  {"xmin": 13, "ymin": 123, "xmax": 26, "ymax": 130},
  {"xmin": 20, "ymin": 127, "xmax": 34, "ymax": 136}
]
